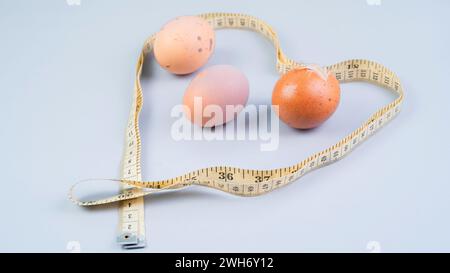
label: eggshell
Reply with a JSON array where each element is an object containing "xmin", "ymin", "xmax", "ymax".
[
  {"xmin": 272, "ymin": 65, "xmax": 340, "ymax": 129},
  {"xmin": 154, "ymin": 16, "xmax": 215, "ymax": 75},
  {"xmin": 183, "ymin": 65, "xmax": 249, "ymax": 127}
]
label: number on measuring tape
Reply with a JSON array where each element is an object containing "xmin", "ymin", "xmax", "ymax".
[{"xmin": 68, "ymin": 13, "xmax": 404, "ymax": 250}]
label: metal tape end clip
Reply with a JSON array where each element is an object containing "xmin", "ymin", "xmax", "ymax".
[{"xmin": 117, "ymin": 233, "xmax": 146, "ymax": 249}]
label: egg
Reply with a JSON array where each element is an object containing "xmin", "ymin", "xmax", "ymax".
[
  {"xmin": 183, "ymin": 65, "xmax": 249, "ymax": 127},
  {"xmin": 272, "ymin": 65, "xmax": 340, "ymax": 129},
  {"xmin": 153, "ymin": 16, "xmax": 215, "ymax": 75}
]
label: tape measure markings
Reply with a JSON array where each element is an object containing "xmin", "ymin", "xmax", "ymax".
[{"xmin": 68, "ymin": 13, "xmax": 404, "ymax": 248}]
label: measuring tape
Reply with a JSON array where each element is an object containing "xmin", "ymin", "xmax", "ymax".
[{"xmin": 69, "ymin": 13, "xmax": 404, "ymax": 249}]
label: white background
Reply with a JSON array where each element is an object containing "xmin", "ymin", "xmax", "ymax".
[{"xmin": 1, "ymin": 0, "xmax": 449, "ymax": 252}]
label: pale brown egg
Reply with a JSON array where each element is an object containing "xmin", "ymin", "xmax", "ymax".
[
  {"xmin": 153, "ymin": 16, "xmax": 215, "ymax": 75},
  {"xmin": 183, "ymin": 65, "xmax": 249, "ymax": 127},
  {"xmin": 272, "ymin": 65, "xmax": 340, "ymax": 129}
]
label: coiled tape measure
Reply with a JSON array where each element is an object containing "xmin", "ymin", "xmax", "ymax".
[{"xmin": 69, "ymin": 13, "xmax": 404, "ymax": 249}]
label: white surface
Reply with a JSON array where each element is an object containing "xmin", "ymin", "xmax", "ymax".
[{"xmin": 1, "ymin": 0, "xmax": 449, "ymax": 252}]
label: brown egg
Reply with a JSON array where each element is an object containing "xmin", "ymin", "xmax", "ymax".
[
  {"xmin": 153, "ymin": 16, "xmax": 215, "ymax": 75},
  {"xmin": 272, "ymin": 65, "xmax": 340, "ymax": 129}
]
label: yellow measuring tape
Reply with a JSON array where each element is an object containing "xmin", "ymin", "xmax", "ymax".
[{"xmin": 69, "ymin": 13, "xmax": 404, "ymax": 248}]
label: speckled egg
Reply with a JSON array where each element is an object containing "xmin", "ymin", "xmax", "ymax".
[
  {"xmin": 183, "ymin": 65, "xmax": 249, "ymax": 127},
  {"xmin": 153, "ymin": 16, "xmax": 215, "ymax": 75},
  {"xmin": 272, "ymin": 65, "xmax": 340, "ymax": 129}
]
